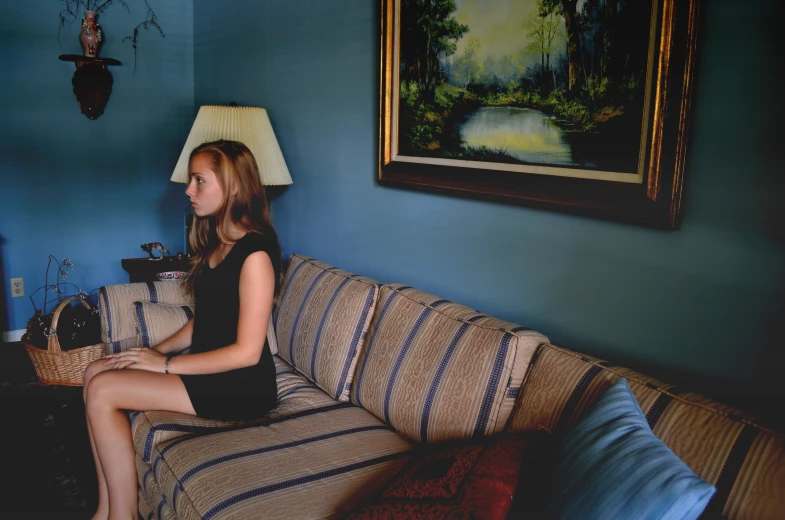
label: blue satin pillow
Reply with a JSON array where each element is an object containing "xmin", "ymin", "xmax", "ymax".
[{"xmin": 546, "ymin": 378, "xmax": 716, "ymax": 520}]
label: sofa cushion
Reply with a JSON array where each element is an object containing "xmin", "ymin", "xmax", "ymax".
[
  {"xmin": 133, "ymin": 302, "xmax": 194, "ymax": 349},
  {"xmin": 547, "ymin": 378, "xmax": 715, "ymax": 520},
  {"xmin": 147, "ymin": 404, "xmax": 413, "ymax": 520},
  {"xmin": 350, "ymin": 284, "xmax": 548, "ymax": 443},
  {"xmin": 507, "ymin": 343, "xmax": 785, "ymax": 520},
  {"xmin": 346, "ymin": 431, "xmax": 552, "ymax": 520},
  {"xmin": 273, "ymin": 254, "xmax": 379, "ymax": 401},
  {"xmin": 131, "ymin": 355, "xmax": 339, "ymax": 464},
  {"xmin": 99, "ymin": 281, "xmax": 192, "ymax": 345}
]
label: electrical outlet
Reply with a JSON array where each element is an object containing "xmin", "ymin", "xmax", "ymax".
[{"xmin": 11, "ymin": 278, "xmax": 24, "ymax": 298}]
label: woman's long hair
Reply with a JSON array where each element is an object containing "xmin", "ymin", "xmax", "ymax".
[{"xmin": 184, "ymin": 140, "xmax": 281, "ymax": 298}]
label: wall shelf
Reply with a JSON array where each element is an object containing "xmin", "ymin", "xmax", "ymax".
[
  {"xmin": 59, "ymin": 54, "xmax": 121, "ymax": 67},
  {"xmin": 59, "ymin": 55, "xmax": 121, "ymax": 120}
]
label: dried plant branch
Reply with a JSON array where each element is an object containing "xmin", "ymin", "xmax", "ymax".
[
  {"xmin": 122, "ymin": 0, "xmax": 166, "ymax": 74},
  {"xmin": 94, "ymin": 0, "xmax": 129, "ymax": 16},
  {"xmin": 58, "ymin": 0, "xmax": 83, "ymax": 44}
]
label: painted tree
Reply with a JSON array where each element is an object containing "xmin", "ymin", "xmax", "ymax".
[
  {"xmin": 542, "ymin": 0, "xmax": 584, "ymax": 93},
  {"xmin": 524, "ymin": 5, "xmax": 547, "ymax": 86},
  {"xmin": 603, "ymin": 0, "xmax": 618, "ymax": 80},
  {"xmin": 400, "ymin": 0, "xmax": 468, "ymax": 102},
  {"xmin": 576, "ymin": 0, "xmax": 650, "ymax": 100},
  {"xmin": 451, "ymin": 37, "xmax": 483, "ymax": 89},
  {"xmin": 577, "ymin": 0, "xmax": 599, "ymax": 83},
  {"xmin": 524, "ymin": 0, "xmax": 563, "ymax": 91},
  {"xmin": 579, "ymin": 0, "xmax": 614, "ymax": 82}
]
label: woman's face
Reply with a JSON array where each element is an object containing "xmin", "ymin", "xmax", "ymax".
[{"xmin": 186, "ymin": 154, "xmax": 225, "ymax": 217}]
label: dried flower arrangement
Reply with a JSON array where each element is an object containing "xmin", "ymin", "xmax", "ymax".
[
  {"xmin": 22, "ymin": 256, "xmax": 101, "ymax": 351},
  {"xmin": 58, "ymin": 0, "xmax": 165, "ymax": 72}
]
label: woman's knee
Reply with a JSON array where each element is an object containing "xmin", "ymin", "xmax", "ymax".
[
  {"xmin": 83, "ymin": 359, "xmax": 108, "ymax": 399},
  {"xmin": 85, "ymin": 358, "xmax": 108, "ymax": 382},
  {"xmin": 83, "ymin": 359, "xmax": 101, "ymax": 399},
  {"xmin": 85, "ymin": 370, "xmax": 120, "ymax": 414}
]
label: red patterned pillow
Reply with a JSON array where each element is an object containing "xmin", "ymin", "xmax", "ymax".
[{"xmin": 345, "ymin": 432, "xmax": 553, "ymax": 520}]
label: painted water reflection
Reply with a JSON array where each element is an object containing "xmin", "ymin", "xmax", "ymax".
[{"xmin": 460, "ymin": 107, "xmax": 595, "ymax": 167}]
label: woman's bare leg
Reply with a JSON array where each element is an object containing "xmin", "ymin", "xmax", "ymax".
[
  {"xmin": 84, "ymin": 360, "xmax": 115, "ymax": 520},
  {"xmin": 85, "ymin": 370, "xmax": 195, "ymax": 520},
  {"xmin": 86, "ymin": 419, "xmax": 110, "ymax": 520}
]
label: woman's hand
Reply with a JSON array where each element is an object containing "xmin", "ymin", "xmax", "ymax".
[{"xmin": 104, "ymin": 348, "xmax": 167, "ymax": 373}]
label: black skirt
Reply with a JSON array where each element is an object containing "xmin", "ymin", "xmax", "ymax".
[{"xmin": 179, "ymin": 348, "xmax": 277, "ymax": 421}]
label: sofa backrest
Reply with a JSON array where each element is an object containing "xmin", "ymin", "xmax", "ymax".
[
  {"xmin": 98, "ymin": 281, "xmax": 192, "ymax": 353},
  {"xmin": 507, "ymin": 343, "xmax": 785, "ymax": 520},
  {"xmin": 273, "ymin": 255, "xmax": 379, "ymax": 402},
  {"xmin": 350, "ymin": 283, "xmax": 549, "ymax": 444}
]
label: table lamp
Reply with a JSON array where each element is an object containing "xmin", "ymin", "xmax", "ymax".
[{"xmin": 171, "ymin": 104, "xmax": 293, "ymax": 185}]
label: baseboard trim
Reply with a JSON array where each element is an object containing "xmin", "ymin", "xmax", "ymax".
[{"xmin": 2, "ymin": 329, "xmax": 25, "ymax": 343}]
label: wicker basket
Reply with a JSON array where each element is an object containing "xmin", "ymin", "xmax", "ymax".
[{"xmin": 24, "ymin": 297, "xmax": 105, "ymax": 386}]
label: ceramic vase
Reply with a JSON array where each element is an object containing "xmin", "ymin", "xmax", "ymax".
[{"xmin": 79, "ymin": 10, "xmax": 102, "ymax": 57}]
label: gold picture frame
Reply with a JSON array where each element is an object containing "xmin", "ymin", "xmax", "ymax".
[{"xmin": 379, "ymin": 0, "xmax": 701, "ymax": 229}]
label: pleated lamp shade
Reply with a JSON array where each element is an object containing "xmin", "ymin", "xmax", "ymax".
[{"xmin": 170, "ymin": 105, "xmax": 293, "ymax": 185}]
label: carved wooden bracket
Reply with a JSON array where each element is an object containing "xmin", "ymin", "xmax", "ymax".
[{"xmin": 59, "ymin": 55, "xmax": 121, "ymax": 120}]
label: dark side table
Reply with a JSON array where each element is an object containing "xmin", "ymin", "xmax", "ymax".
[
  {"xmin": 0, "ymin": 343, "xmax": 96, "ymax": 514},
  {"xmin": 121, "ymin": 256, "xmax": 191, "ymax": 283}
]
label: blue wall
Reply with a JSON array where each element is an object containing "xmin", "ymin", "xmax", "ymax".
[
  {"xmin": 194, "ymin": 0, "xmax": 785, "ymax": 399},
  {"xmin": 0, "ymin": 1, "xmax": 194, "ymax": 332}
]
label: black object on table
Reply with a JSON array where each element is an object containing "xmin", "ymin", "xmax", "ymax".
[{"xmin": 121, "ymin": 256, "xmax": 191, "ymax": 283}]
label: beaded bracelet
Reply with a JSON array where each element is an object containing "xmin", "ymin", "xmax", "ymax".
[{"xmin": 164, "ymin": 355, "xmax": 172, "ymax": 374}]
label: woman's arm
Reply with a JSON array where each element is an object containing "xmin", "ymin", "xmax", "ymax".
[
  {"xmin": 152, "ymin": 318, "xmax": 194, "ymax": 355},
  {"xmin": 108, "ymin": 251, "xmax": 276, "ymax": 374}
]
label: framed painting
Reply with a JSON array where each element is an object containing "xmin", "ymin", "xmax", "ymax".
[{"xmin": 379, "ymin": 0, "xmax": 701, "ymax": 228}]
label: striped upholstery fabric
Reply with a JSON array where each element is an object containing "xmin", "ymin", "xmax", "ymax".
[
  {"xmin": 99, "ymin": 281, "xmax": 192, "ymax": 349},
  {"xmin": 138, "ymin": 454, "xmax": 177, "ymax": 520},
  {"xmin": 350, "ymin": 284, "xmax": 548, "ymax": 443},
  {"xmin": 138, "ymin": 478, "xmax": 154, "ymax": 520},
  {"xmin": 266, "ymin": 312, "xmax": 279, "ymax": 355},
  {"xmin": 132, "ymin": 356, "xmax": 339, "ymax": 464},
  {"xmin": 507, "ymin": 343, "xmax": 785, "ymax": 520},
  {"xmin": 146, "ymin": 405, "xmax": 412, "ymax": 520},
  {"xmin": 105, "ymin": 337, "xmax": 141, "ymax": 356},
  {"xmin": 133, "ymin": 302, "xmax": 194, "ymax": 348},
  {"xmin": 273, "ymin": 254, "xmax": 379, "ymax": 401}
]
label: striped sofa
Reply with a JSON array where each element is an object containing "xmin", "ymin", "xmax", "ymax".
[{"xmin": 98, "ymin": 254, "xmax": 785, "ymax": 520}]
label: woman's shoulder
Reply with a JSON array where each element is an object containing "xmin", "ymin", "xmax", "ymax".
[
  {"xmin": 236, "ymin": 231, "xmax": 279, "ymax": 258},
  {"xmin": 239, "ymin": 230, "xmax": 271, "ymax": 247}
]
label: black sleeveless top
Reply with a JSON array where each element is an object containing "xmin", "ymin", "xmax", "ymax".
[{"xmin": 180, "ymin": 232, "xmax": 279, "ymax": 421}]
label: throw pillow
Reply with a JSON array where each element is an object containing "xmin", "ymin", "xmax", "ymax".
[
  {"xmin": 345, "ymin": 431, "xmax": 553, "ymax": 520},
  {"xmin": 133, "ymin": 302, "xmax": 194, "ymax": 348},
  {"xmin": 546, "ymin": 378, "xmax": 716, "ymax": 520}
]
